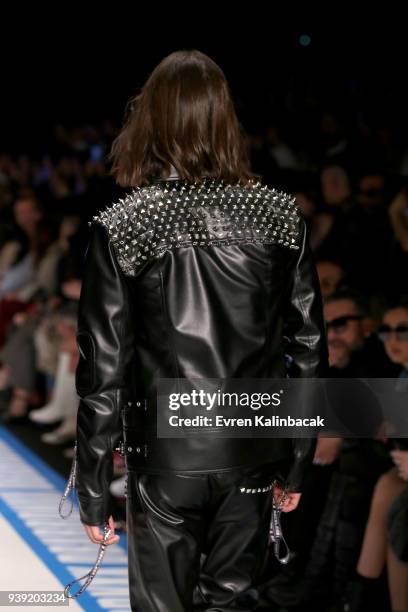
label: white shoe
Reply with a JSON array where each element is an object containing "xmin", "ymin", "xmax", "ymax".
[
  {"xmin": 41, "ymin": 417, "xmax": 76, "ymax": 445},
  {"xmin": 29, "ymin": 401, "xmax": 65, "ymax": 424},
  {"xmin": 109, "ymin": 474, "xmax": 127, "ymax": 498},
  {"xmin": 29, "ymin": 352, "xmax": 77, "ymax": 424}
]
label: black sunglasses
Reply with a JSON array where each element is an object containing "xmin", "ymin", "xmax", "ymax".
[
  {"xmin": 377, "ymin": 324, "xmax": 408, "ymax": 342},
  {"xmin": 325, "ymin": 315, "xmax": 363, "ymax": 331}
]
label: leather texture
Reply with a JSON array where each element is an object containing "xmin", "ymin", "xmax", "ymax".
[
  {"xmin": 74, "ymin": 177, "xmax": 329, "ymax": 526},
  {"xmin": 126, "ymin": 460, "xmax": 291, "ymax": 611}
]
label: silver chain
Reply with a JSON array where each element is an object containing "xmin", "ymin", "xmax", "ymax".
[
  {"xmin": 58, "ymin": 440, "xmax": 112, "ymax": 598},
  {"xmin": 269, "ymin": 481, "xmax": 292, "ymax": 564},
  {"xmin": 63, "ymin": 523, "xmax": 112, "ymax": 598},
  {"xmin": 59, "ymin": 441, "xmax": 77, "ymax": 519}
]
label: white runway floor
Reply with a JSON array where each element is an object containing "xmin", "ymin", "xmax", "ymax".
[{"xmin": 0, "ymin": 427, "xmax": 131, "ymax": 611}]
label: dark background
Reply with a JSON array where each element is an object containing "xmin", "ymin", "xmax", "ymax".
[{"xmin": 2, "ymin": 18, "xmax": 408, "ymax": 153}]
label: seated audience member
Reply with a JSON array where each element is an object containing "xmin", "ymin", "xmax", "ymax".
[
  {"xmin": 316, "ymin": 260, "xmax": 347, "ymax": 299},
  {"xmin": 262, "ymin": 289, "xmax": 397, "ymax": 609},
  {"xmin": 343, "ymin": 298, "xmax": 408, "ymax": 612}
]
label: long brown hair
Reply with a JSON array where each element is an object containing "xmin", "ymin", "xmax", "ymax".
[{"xmin": 107, "ymin": 49, "xmax": 257, "ymax": 187}]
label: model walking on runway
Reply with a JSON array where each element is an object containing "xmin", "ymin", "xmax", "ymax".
[{"xmin": 71, "ymin": 49, "xmax": 329, "ymax": 611}]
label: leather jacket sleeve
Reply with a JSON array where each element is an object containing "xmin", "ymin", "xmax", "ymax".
[
  {"xmin": 74, "ymin": 221, "xmax": 135, "ymax": 526},
  {"xmin": 282, "ymin": 216, "xmax": 329, "ymax": 493}
]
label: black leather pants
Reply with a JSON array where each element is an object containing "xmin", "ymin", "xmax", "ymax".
[{"xmin": 126, "ymin": 460, "xmax": 290, "ymax": 611}]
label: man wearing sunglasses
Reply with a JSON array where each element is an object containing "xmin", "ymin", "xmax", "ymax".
[
  {"xmin": 324, "ymin": 288, "xmax": 399, "ymax": 376},
  {"xmin": 294, "ymin": 289, "xmax": 399, "ymax": 607},
  {"xmin": 263, "ymin": 288, "xmax": 400, "ymax": 608},
  {"xmin": 325, "ymin": 294, "xmax": 366, "ymax": 370}
]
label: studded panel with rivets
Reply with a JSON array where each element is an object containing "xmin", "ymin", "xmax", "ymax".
[{"xmin": 89, "ymin": 177, "xmax": 302, "ymax": 277}]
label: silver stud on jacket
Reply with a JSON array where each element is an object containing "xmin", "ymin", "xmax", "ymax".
[
  {"xmin": 239, "ymin": 482, "xmax": 275, "ymax": 493},
  {"xmin": 89, "ymin": 178, "xmax": 302, "ymax": 277}
]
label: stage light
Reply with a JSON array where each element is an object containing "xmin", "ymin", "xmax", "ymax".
[{"xmin": 299, "ymin": 34, "xmax": 312, "ymax": 47}]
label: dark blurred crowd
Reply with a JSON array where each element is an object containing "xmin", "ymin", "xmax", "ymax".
[{"xmin": 0, "ymin": 113, "xmax": 407, "ymax": 612}]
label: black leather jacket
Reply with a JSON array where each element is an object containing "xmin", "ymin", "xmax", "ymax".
[{"xmin": 74, "ymin": 176, "xmax": 329, "ymax": 525}]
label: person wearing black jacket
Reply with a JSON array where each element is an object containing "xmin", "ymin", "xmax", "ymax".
[{"xmin": 67, "ymin": 49, "xmax": 329, "ymax": 611}]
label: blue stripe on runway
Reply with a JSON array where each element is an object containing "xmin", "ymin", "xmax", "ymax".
[
  {"xmin": 0, "ymin": 426, "xmax": 128, "ymax": 553},
  {"xmin": 0, "ymin": 426, "xmax": 69, "ymax": 490},
  {"xmin": 0, "ymin": 495, "xmax": 102, "ymax": 611},
  {"xmin": 0, "ymin": 426, "xmax": 130, "ymax": 611}
]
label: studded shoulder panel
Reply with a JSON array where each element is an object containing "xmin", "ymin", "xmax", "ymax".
[{"xmin": 89, "ymin": 177, "xmax": 302, "ymax": 277}]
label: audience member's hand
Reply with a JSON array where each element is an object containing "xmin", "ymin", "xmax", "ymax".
[
  {"xmin": 390, "ymin": 449, "xmax": 408, "ymax": 481},
  {"xmin": 313, "ymin": 437, "xmax": 343, "ymax": 466}
]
